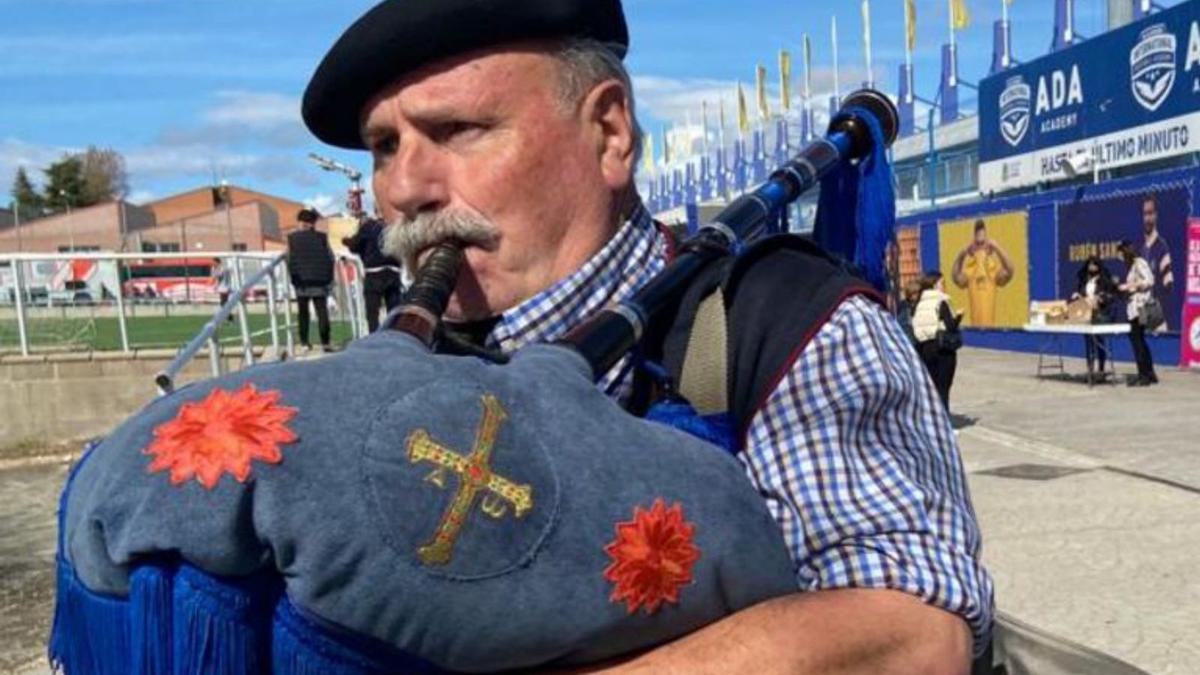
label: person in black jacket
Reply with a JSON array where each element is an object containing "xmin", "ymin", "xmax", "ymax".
[
  {"xmin": 342, "ymin": 217, "xmax": 403, "ymax": 332},
  {"xmin": 1070, "ymin": 255, "xmax": 1120, "ymax": 378},
  {"xmin": 287, "ymin": 208, "xmax": 335, "ymax": 352}
]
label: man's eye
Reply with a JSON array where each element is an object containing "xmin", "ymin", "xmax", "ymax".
[
  {"xmin": 435, "ymin": 121, "xmax": 485, "ymax": 142},
  {"xmin": 371, "ymin": 136, "xmax": 398, "ymax": 157}
]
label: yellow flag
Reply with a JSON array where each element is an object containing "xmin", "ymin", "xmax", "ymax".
[
  {"xmin": 737, "ymin": 82, "xmax": 750, "ymax": 134},
  {"xmin": 755, "ymin": 65, "xmax": 770, "ymax": 120},
  {"xmin": 905, "ymin": 0, "xmax": 917, "ymax": 52},
  {"xmin": 642, "ymin": 135, "xmax": 654, "ymax": 174},
  {"xmin": 951, "ymin": 0, "xmax": 970, "ymax": 31},
  {"xmin": 779, "ymin": 51, "xmax": 792, "ymax": 112}
]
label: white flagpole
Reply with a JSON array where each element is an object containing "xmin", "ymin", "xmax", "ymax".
[
  {"xmin": 948, "ymin": 0, "xmax": 956, "ymax": 50},
  {"xmin": 832, "ymin": 15, "xmax": 841, "ymax": 101},
  {"xmin": 862, "ymin": 0, "xmax": 874, "ymax": 89},
  {"xmin": 701, "ymin": 101, "xmax": 710, "ymax": 157},
  {"xmin": 904, "ymin": 2, "xmax": 913, "ymax": 72},
  {"xmin": 904, "ymin": 1, "xmax": 914, "ymax": 102},
  {"xmin": 1001, "ymin": 0, "xmax": 1011, "ymax": 67},
  {"xmin": 719, "ymin": 98, "xmax": 727, "ymax": 150},
  {"xmin": 803, "ymin": 34, "xmax": 813, "ymax": 102}
]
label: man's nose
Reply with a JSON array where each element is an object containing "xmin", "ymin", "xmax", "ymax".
[{"xmin": 377, "ymin": 139, "xmax": 449, "ymax": 220}]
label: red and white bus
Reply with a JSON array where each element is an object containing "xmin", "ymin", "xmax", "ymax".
[{"xmin": 121, "ymin": 258, "xmax": 220, "ymax": 303}]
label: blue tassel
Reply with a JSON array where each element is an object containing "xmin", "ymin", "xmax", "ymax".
[
  {"xmin": 50, "ymin": 440, "xmax": 133, "ymax": 675},
  {"xmin": 48, "ymin": 558, "xmax": 132, "ymax": 675},
  {"xmin": 130, "ymin": 564, "xmax": 174, "ymax": 675},
  {"xmin": 812, "ymin": 105, "xmax": 897, "ymax": 293},
  {"xmin": 171, "ymin": 566, "xmax": 272, "ymax": 674},
  {"xmin": 645, "ymin": 400, "xmax": 737, "ymax": 455}
]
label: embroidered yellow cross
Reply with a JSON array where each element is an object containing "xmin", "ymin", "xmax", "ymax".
[{"xmin": 406, "ymin": 394, "xmax": 534, "ymax": 566}]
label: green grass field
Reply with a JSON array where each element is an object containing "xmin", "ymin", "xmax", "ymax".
[{"xmin": 0, "ymin": 312, "xmax": 356, "ymax": 352}]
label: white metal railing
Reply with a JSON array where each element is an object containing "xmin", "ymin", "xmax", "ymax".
[{"xmin": 154, "ymin": 253, "xmax": 369, "ymax": 393}]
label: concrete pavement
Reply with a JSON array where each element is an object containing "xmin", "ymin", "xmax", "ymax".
[
  {"xmin": 1, "ymin": 347, "xmax": 1197, "ymax": 674},
  {"xmin": 952, "ymin": 348, "xmax": 1200, "ymax": 675}
]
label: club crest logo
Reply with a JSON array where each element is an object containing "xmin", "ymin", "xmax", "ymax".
[
  {"xmin": 999, "ymin": 76, "xmax": 1031, "ymax": 148},
  {"xmin": 1130, "ymin": 24, "xmax": 1177, "ymax": 112}
]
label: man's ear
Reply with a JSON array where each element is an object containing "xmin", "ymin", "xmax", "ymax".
[{"xmin": 580, "ymin": 79, "xmax": 636, "ymax": 191}]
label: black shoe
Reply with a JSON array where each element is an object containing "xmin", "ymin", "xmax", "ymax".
[
  {"xmin": 322, "ymin": 345, "xmax": 335, "ymax": 353},
  {"xmin": 1148, "ymin": 374, "xmax": 1159, "ymax": 385},
  {"xmin": 1127, "ymin": 377, "xmax": 1151, "ymax": 387}
]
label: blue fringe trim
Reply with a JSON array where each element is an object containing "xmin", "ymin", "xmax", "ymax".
[
  {"xmin": 171, "ymin": 565, "xmax": 273, "ymax": 674},
  {"xmin": 130, "ymin": 565, "xmax": 173, "ymax": 675},
  {"xmin": 49, "ymin": 557, "xmax": 132, "ymax": 675},
  {"xmin": 49, "ymin": 557, "xmax": 444, "ymax": 674}
]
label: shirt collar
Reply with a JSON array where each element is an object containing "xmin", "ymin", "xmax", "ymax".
[{"xmin": 488, "ymin": 203, "xmax": 668, "ymax": 353}]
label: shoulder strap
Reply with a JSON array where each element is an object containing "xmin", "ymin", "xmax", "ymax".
[
  {"xmin": 678, "ymin": 289, "xmax": 729, "ymax": 414},
  {"xmin": 667, "ymin": 235, "xmax": 881, "ymax": 446}
]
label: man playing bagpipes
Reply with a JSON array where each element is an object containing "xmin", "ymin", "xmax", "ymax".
[{"xmin": 49, "ymin": 1, "xmax": 993, "ymax": 673}]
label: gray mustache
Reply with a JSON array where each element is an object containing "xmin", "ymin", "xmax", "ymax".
[{"xmin": 381, "ymin": 211, "xmax": 500, "ymax": 271}]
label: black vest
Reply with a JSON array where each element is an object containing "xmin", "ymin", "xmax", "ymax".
[{"xmin": 632, "ymin": 234, "xmax": 883, "ymax": 447}]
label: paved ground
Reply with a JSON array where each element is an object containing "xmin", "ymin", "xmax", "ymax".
[
  {"xmin": 952, "ymin": 348, "xmax": 1200, "ymax": 675},
  {"xmin": 1, "ymin": 347, "xmax": 1197, "ymax": 673},
  {"xmin": 0, "ymin": 463, "xmax": 66, "ymax": 674}
]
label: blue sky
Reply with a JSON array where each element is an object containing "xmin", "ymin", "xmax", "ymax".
[{"xmin": 0, "ymin": 0, "xmax": 1178, "ymax": 213}]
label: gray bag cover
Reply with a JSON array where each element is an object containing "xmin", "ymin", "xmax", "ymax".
[{"xmin": 62, "ymin": 330, "xmax": 798, "ymax": 671}]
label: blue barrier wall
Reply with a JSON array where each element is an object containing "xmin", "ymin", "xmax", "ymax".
[{"xmin": 898, "ymin": 164, "xmax": 1197, "ymax": 367}]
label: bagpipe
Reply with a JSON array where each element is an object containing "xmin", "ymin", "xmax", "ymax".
[{"xmin": 50, "ymin": 90, "xmax": 898, "ymax": 674}]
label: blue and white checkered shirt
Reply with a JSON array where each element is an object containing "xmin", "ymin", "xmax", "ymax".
[{"xmin": 483, "ymin": 204, "xmax": 994, "ymax": 653}]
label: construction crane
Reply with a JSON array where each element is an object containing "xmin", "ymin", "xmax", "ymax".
[{"xmin": 308, "ymin": 153, "xmax": 366, "ymax": 219}]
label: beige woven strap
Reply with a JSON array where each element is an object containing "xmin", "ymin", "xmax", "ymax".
[{"xmin": 678, "ymin": 290, "xmax": 729, "ymax": 415}]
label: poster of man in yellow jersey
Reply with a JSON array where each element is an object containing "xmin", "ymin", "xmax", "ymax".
[{"xmin": 938, "ymin": 212, "xmax": 1030, "ymax": 328}]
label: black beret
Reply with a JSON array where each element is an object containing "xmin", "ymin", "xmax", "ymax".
[{"xmin": 302, "ymin": 0, "xmax": 629, "ymax": 150}]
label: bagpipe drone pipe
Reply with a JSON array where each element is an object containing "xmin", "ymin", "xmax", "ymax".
[{"xmin": 50, "ymin": 90, "xmax": 898, "ymax": 674}]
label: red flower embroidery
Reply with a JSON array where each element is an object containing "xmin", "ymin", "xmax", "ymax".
[
  {"xmin": 144, "ymin": 384, "xmax": 298, "ymax": 489},
  {"xmin": 603, "ymin": 499, "xmax": 701, "ymax": 615}
]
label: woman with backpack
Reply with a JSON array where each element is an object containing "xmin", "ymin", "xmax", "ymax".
[{"xmin": 912, "ymin": 271, "xmax": 964, "ymax": 410}]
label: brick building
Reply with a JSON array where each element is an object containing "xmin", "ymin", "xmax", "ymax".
[
  {"xmin": 0, "ymin": 202, "xmax": 155, "ymax": 253},
  {"xmin": 144, "ymin": 185, "xmax": 308, "ymax": 237},
  {"xmin": 0, "ymin": 184, "xmax": 309, "ymax": 254}
]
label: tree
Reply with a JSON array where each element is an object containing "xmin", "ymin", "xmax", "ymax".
[
  {"xmin": 11, "ymin": 167, "xmax": 43, "ymax": 221},
  {"xmin": 78, "ymin": 146, "xmax": 128, "ymax": 205},
  {"xmin": 42, "ymin": 155, "xmax": 84, "ymax": 213}
]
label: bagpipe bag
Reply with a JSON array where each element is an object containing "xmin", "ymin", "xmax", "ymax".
[{"xmin": 53, "ymin": 329, "xmax": 797, "ymax": 673}]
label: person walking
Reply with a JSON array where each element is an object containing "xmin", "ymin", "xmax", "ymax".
[
  {"xmin": 1118, "ymin": 240, "xmax": 1158, "ymax": 386},
  {"xmin": 912, "ymin": 272, "xmax": 963, "ymax": 410},
  {"xmin": 212, "ymin": 257, "xmax": 234, "ymax": 322},
  {"xmin": 287, "ymin": 208, "xmax": 335, "ymax": 352}
]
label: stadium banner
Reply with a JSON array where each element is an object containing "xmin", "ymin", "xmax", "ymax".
[
  {"xmin": 937, "ymin": 211, "xmax": 1031, "ymax": 329},
  {"xmin": 1184, "ymin": 218, "xmax": 1200, "ymax": 368},
  {"xmin": 1057, "ymin": 186, "xmax": 1189, "ymax": 333},
  {"xmin": 979, "ymin": 0, "xmax": 1200, "ymax": 193}
]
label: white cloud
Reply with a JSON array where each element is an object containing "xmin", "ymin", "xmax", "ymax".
[
  {"xmin": 305, "ymin": 193, "xmax": 341, "ymax": 215},
  {"xmin": 0, "ymin": 138, "xmax": 77, "ymax": 194},
  {"xmin": 634, "ymin": 65, "xmax": 884, "ymax": 129},
  {"xmin": 127, "ymin": 189, "xmax": 157, "ymax": 205},
  {"xmin": 158, "ymin": 90, "xmax": 307, "ymax": 148}
]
